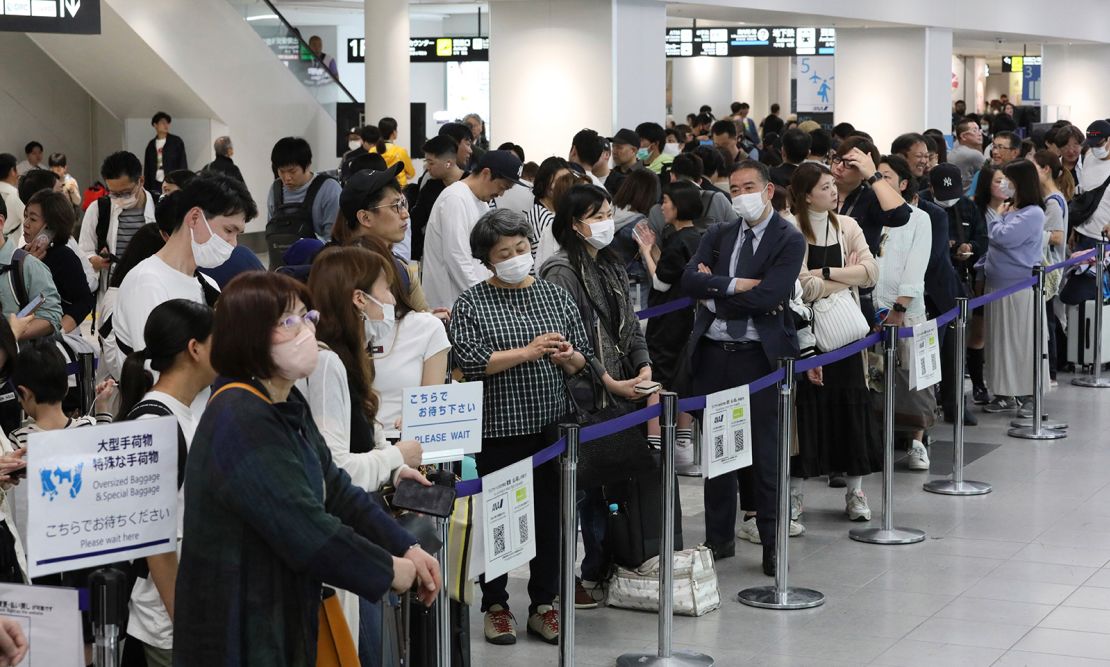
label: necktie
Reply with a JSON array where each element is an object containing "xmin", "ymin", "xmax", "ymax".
[{"xmin": 727, "ymin": 228, "xmax": 755, "ymax": 338}]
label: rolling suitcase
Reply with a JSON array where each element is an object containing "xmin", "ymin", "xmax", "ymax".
[{"xmin": 1066, "ymin": 300, "xmax": 1110, "ymax": 368}]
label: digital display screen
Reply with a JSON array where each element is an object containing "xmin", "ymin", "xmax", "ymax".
[
  {"xmin": 665, "ymin": 26, "xmax": 835, "ymax": 58},
  {"xmin": 347, "ymin": 36, "xmax": 489, "ymax": 63},
  {"xmin": 1001, "ymin": 55, "xmax": 1042, "ymax": 72}
]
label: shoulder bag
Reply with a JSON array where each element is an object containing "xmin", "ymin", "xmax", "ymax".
[
  {"xmin": 810, "ymin": 218, "xmax": 870, "ymax": 352},
  {"xmin": 607, "ymin": 545, "xmax": 720, "ymax": 617}
]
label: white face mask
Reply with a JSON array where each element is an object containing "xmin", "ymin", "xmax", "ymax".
[
  {"xmin": 1093, "ymin": 145, "xmax": 1110, "ymax": 160},
  {"xmin": 936, "ymin": 197, "xmax": 960, "ymax": 208},
  {"xmin": 662, "ymin": 143, "xmax": 681, "ymax": 156},
  {"xmin": 732, "ymin": 190, "xmax": 767, "ymax": 221},
  {"xmin": 997, "ymin": 179, "xmax": 1015, "ymax": 199},
  {"xmin": 362, "ymin": 292, "xmax": 395, "ymax": 343},
  {"xmin": 582, "ymin": 218, "xmax": 615, "ymax": 249},
  {"xmin": 190, "ymin": 211, "xmax": 235, "ymax": 268},
  {"xmin": 348, "ymin": 139, "xmax": 363, "ymax": 151},
  {"xmin": 494, "ymin": 253, "xmax": 533, "ymax": 285}
]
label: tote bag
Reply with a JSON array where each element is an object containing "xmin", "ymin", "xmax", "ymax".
[{"xmin": 810, "ymin": 220, "xmax": 869, "ymax": 351}]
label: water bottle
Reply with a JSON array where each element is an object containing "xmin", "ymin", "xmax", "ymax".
[{"xmin": 606, "ymin": 502, "xmax": 633, "ymax": 568}]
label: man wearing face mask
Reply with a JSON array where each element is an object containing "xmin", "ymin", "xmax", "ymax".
[
  {"xmin": 1074, "ymin": 119, "xmax": 1110, "ymax": 251},
  {"xmin": 79, "ymin": 152, "xmax": 157, "ymax": 289},
  {"xmin": 423, "ymin": 150, "xmax": 526, "ymax": 309},
  {"xmin": 681, "ymin": 159, "xmax": 806, "ymax": 576},
  {"xmin": 634, "ymin": 122, "xmax": 673, "ymax": 176},
  {"xmin": 104, "ymin": 173, "xmax": 256, "ymax": 381}
]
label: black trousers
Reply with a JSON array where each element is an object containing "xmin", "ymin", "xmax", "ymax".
[
  {"xmin": 691, "ymin": 341, "xmax": 779, "ymax": 550},
  {"xmin": 474, "ymin": 432, "xmax": 560, "ymax": 616}
]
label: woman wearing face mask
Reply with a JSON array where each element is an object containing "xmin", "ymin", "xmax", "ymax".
[
  {"xmin": 1032, "ymin": 151, "xmax": 1072, "ymax": 384},
  {"xmin": 302, "ymin": 246, "xmax": 432, "ymax": 664},
  {"xmin": 21, "ymin": 190, "xmax": 94, "ymax": 334},
  {"xmin": 174, "ymin": 272, "xmax": 441, "ymax": 666},
  {"xmin": 116, "ymin": 299, "xmax": 215, "ymax": 666},
  {"xmin": 449, "ymin": 208, "xmax": 591, "ymax": 645},
  {"xmin": 540, "ymin": 184, "xmax": 654, "ymax": 609},
  {"xmin": 967, "ymin": 163, "xmax": 1008, "ymax": 404},
  {"xmin": 982, "ymin": 160, "xmax": 1049, "ymax": 415}
]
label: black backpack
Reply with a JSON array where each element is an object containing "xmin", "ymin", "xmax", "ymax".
[
  {"xmin": 266, "ymin": 174, "xmax": 334, "ymax": 269},
  {"xmin": 0, "ymin": 248, "xmax": 30, "ymax": 311},
  {"xmin": 1069, "ymin": 173, "xmax": 1110, "ymax": 230}
]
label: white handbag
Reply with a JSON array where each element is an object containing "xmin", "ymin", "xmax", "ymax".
[
  {"xmin": 810, "ymin": 219, "xmax": 870, "ymax": 352},
  {"xmin": 606, "ymin": 546, "xmax": 720, "ymax": 617}
]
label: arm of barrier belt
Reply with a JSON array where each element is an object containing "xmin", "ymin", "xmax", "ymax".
[{"xmin": 635, "ymin": 297, "xmax": 695, "ymax": 321}]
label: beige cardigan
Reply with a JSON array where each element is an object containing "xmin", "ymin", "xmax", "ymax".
[{"xmin": 793, "ymin": 212, "xmax": 878, "ymax": 304}]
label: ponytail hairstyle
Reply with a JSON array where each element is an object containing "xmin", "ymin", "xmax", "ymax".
[
  {"xmin": 117, "ymin": 299, "xmax": 214, "ymax": 418},
  {"xmin": 377, "ymin": 117, "xmax": 398, "ymax": 150},
  {"xmin": 1032, "ymin": 149, "xmax": 1076, "ymax": 201}
]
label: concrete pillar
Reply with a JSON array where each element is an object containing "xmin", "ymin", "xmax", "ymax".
[
  {"xmin": 836, "ymin": 27, "xmax": 953, "ymax": 152},
  {"xmin": 488, "ymin": 0, "xmax": 665, "ymax": 160},
  {"xmin": 364, "ymin": 0, "xmax": 410, "ymax": 149},
  {"xmin": 1042, "ymin": 44, "xmax": 1110, "ymax": 128}
]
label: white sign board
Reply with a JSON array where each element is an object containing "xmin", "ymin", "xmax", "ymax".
[
  {"xmin": 0, "ymin": 583, "xmax": 82, "ymax": 666},
  {"xmin": 27, "ymin": 417, "xmax": 178, "ymax": 578},
  {"xmin": 403, "ymin": 382, "xmax": 482, "ymax": 463},
  {"xmin": 481, "ymin": 458, "xmax": 535, "ymax": 581},
  {"xmin": 910, "ymin": 320, "xmax": 942, "ymax": 390},
  {"xmin": 701, "ymin": 385, "xmax": 753, "ymax": 478},
  {"xmin": 796, "ymin": 56, "xmax": 835, "ymax": 112}
]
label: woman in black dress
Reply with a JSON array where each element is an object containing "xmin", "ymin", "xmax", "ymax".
[{"xmin": 788, "ymin": 163, "xmax": 882, "ymax": 523}]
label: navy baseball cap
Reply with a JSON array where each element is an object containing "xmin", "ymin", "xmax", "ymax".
[
  {"xmin": 929, "ymin": 163, "xmax": 963, "ymax": 200},
  {"xmin": 1085, "ymin": 120, "xmax": 1110, "ymax": 147},
  {"xmin": 477, "ymin": 150, "xmax": 527, "ymax": 187},
  {"xmin": 609, "ymin": 128, "xmax": 640, "ymax": 147}
]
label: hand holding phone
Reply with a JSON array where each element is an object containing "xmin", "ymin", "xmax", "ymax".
[
  {"xmin": 633, "ymin": 381, "xmax": 661, "ymax": 396},
  {"xmin": 16, "ymin": 294, "xmax": 45, "ymax": 319}
]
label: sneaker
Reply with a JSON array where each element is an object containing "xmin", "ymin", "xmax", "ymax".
[
  {"xmin": 674, "ymin": 439, "xmax": 694, "ymax": 466},
  {"xmin": 484, "ymin": 604, "xmax": 517, "ymax": 645},
  {"xmin": 790, "ymin": 487, "xmax": 804, "ymax": 522},
  {"xmin": 983, "ymin": 396, "xmax": 1019, "ymax": 413},
  {"xmin": 845, "ymin": 489, "xmax": 872, "ymax": 521},
  {"xmin": 790, "ymin": 519, "xmax": 806, "ymax": 537},
  {"xmin": 907, "ymin": 440, "xmax": 930, "ymax": 471},
  {"xmin": 973, "ymin": 386, "xmax": 992, "ymax": 405},
  {"xmin": 736, "ymin": 516, "xmax": 761, "ymax": 544},
  {"xmin": 575, "ymin": 580, "xmax": 603, "ymax": 609},
  {"xmin": 1016, "ymin": 397, "xmax": 1046, "ymax": 420},
  {"xmin": 527, "ymin": 605, "xmax": 560, "ymax": 644}
]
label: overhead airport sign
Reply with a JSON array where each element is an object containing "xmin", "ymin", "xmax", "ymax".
[
  {"xmin": 665, "ymin": 26, "xmax": 835, "ymax": 58},
  {"xmin": 0, "ymin": 0, "xmax": 100, "ymax": 34},
  {"xmin": 348, "ymin": 36, "xmax": 490, "ymax": 63},
  {"xmin": 1001, "ymin": 55, "xmax": 1041, "ymax": 72}
]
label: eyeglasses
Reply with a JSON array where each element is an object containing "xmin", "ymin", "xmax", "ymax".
[
  {"xmin": 829, "ymin": 156, "xmax": 845, "ymax": 165},
  {"xmin": 277, "ymin": 310, "xmax": 320, "ymax": 331},
  {"xmin": 992, "ymin": 144, "xmax": 1017, "ymax": 152},
  {"xmin": 368, "ymin": 198, "xmax": 408, "ymax": 214},
  {"xmin": 108, "ymin": 185, "xmax": 139, "ymax": 199}
]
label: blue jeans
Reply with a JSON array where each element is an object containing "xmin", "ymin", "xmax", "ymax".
[
  {"xmin": 359, "ymin": 596, "xmax": 382, "ymax": 667},
  {"xmin": 577, "ymin": 487, "xmax": 608, "ymax": 582}
]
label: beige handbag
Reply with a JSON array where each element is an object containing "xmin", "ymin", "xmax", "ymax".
[{"xmin": 606, "ymin": 546, "xmax": 720, "ymax": 617}]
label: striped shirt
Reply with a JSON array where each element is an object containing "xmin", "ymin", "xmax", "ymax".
[
  {"xmin": 116, "ymin": 206, "xmax": 147, "ymax": 258},
  {"xmin": 8, "ymin": 414, "xmax": 112, "ymax": 449},
  {"xmin": 526, "ymin": 203, "xmax": 556, "ymax": 273}
]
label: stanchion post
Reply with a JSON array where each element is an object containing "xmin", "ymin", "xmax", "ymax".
[
  {"xmin": 617, "ymin": 394, "xmax": 714, "ymax": 666},
  {"xmin": 558, "ymin": 423, "xmax": 579, "ymax": 667},
  {"xmin": 737, "ymin": 359, "xmax": 824, "ymax": 611},
  {"xmin": 433, "ymin": 464, "xmax": 452, "ymax": 667},
  {"xmin": 850, "ymin": 326, "xmax": 926, "ymax": 544},
  {"xmin": 925, "ymin": 298, "xmax": 992, "ymax": 495},
  {"xmin": 1073, "ymin": 240, "xmax": 1110, "ymax": 388},
  {"xmin": 90, "ymin": 566, "xmax": 125, "ymax": 667},
  {"xmin": 1011, "ymin": 266, "xmax": 1067, "ymax": 439}
]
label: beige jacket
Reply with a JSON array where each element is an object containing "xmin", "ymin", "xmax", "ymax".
[{"xmin": 794, "ymin": 213, "xmax": 878, "ymax": 304}]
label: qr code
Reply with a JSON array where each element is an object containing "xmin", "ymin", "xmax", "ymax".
[
  {"xmin": 713, "ymin": 434, "xmax": 724, "ymax": 458},
  {"xmin": 518, "ymin": 514, "xmax": 529, "ymax": 544},
  {"xmin": 493, "ymin": 524, "xmax": 506, "ymax": 555},
  {"xmin": 733, "ymin": 429, "xmax": 745, "ymax": 454}
]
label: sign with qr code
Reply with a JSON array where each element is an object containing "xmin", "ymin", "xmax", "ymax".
[
  {"xmin": 909, "ymin": 320, "xmax": 942, "ymax": 390},
  {"xmin": 701, "ymin": 385, "xmax": 753, "ymax": 478},
  {"xmin": 481, "ymin": 457, "xmax": 535, "ymax": 581}
]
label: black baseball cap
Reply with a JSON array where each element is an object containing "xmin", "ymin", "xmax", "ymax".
[
  {"xmin": 929, "ymin": 163, "xmax": 963, "ymax": 200},
  {"xmin": 476, "ymin": 150, "xmax": 527, "ymax": 187},
  {"xmin": 1085, "ymin": 120, "xmax": 1110, "ymax": 147},
  {"xmin": 610, "ymin": 128, "xmax": 640, "ymax": 147},
  {"xmin": 340, "ymin": 162, "xmax": 404, "ymax": 221}
]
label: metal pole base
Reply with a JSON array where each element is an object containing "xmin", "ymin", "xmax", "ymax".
[
  {"xmin": 616, "ymin": 651, "xmax": 716, "ymax": 666},
  {"xmin": 849, "ymin": 527, "xmax": 926, "ymax": 544},
  {"xmin": 675, "ymin": 464, "xmax": 701, "ymax": 477},
  {"xmin": 923, "ymin": 479, "xmax": 992, "ymax": 496},
  {"xmin": 737, "ymin": 585, "xmax": 825, "ymax": 610},
  {"xmin": 1071, "ymin": 376, "xmax": 1110, "ymax": 388},
  {"xmin": 1009, "ymin": 418, "xmax": 1068, "ymax": 429},
  {"xmin": 1007, "ymin": 426, "xmax": 1068, "ymax": 440}
]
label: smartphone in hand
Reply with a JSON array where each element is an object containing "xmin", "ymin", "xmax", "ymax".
[
  {"xmin": 633, "ymin": 381, "xmax": 662, "ymax": 396},
  {"xmin": 16, "ymin": 293, "xmax": 45, "ymax": 319}
]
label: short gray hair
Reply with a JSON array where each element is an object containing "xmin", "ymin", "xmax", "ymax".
[
  {"xmin": 214, "ymin": 136, "xmax": 233, "ymax": 157},
  {"xmin": 470, "ymin": 208, "xmax": 532, "ymax": 265}
]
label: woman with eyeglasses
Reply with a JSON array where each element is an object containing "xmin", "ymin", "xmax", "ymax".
[{"xmin": 174, "ymin": 271, "xmax": 441, "ymax": 666}]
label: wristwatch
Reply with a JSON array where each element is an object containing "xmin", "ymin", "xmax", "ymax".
[
  {"xmin": 821, "ymin": 267, "xmax": 831, "ymax": 280},
  {"xmin": 892, "ymin": 302, "xmax": 907, "ymax": 313},
  {"xmin": 867, "ymin": 172, "xmax": 884, "ymax": 186}
]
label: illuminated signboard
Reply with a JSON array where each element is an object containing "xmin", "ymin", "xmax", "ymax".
[
  {"xmin": 348, "ymin": 36, "xmax": 489, "ymax": 63},
  {"xmin": 0, "ymin": 0, "xmax": 100, "ymax": 34},
  {"xmin": 1001, "ymin": 55, "xmax": 1042, "ymax": 72},
  {"xmin": 665, "ymin": 26, "xmax": 835, "ymax": 58}
]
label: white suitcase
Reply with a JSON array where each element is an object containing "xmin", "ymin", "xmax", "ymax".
[{"xmin": 1066, "ymin": 300, "xmax": 1110, "ymax": 367}]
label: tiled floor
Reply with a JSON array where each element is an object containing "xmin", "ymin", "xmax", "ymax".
[{"xmin": 468, "ymin": 372, "xmax": 1110, "ymax": 666}]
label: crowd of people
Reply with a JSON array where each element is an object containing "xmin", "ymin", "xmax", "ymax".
[{"xmin": 0, "ymin": 96, "xmax": 1105, "ymax": 666}]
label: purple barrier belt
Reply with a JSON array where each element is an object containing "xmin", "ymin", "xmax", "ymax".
[
  {"xmin": 967, "ymin": 276, "xmax": 1037, "ymax": 311},
  {"xmin": 676, "ymin": 367, "xmax": 786, "ymax": 414},
  {"xmin": 456, "ymin": 436, "xmax": 568, "ymax": 498},
  {"xmin": 1046, "ymin": 248, "xmax": 1097, "ymax": 273},
  {"xmin": 635, "ymin": 297, "xmax": 694, "ymax": 320},
  {"xmin": 795, "ymin": 331, "xmax": 883, "ymax": 372}
]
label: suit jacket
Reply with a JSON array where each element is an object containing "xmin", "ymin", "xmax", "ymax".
[
  {"xmin": 681, "ymin": 211, "xmax": 806, "ymax": 366},
  {"xmin": 143, "ymin": 133, "xmax": 188, "ymax": 187}
]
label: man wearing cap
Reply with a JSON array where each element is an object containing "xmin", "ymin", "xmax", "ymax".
[
  {"xmin": 605, "ymin": 128, "xmax": 641, "ymax": 195},
  {"xmin": 1075, "ymin": 119, "xmax": 1110, "ymax": 251},
  {"xmin": 423, "ymin": 150, "xmax": 525, "ymax": 309}
]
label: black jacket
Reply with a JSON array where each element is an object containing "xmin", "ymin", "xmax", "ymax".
[
  {"xmin": 203, "ymin": 154, "xmax": 245, "ymax": 183},
  {"xmin": 143, "ymin": 133, "xmax": 188, "ymax": 189},
  {"xmin": 916, "ymin": 198, "xmax": 964, "ymax": 317}
]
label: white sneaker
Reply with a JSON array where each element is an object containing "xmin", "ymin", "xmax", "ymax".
[
  {"xmin": 674, "ymin": 439, "xmax": 694, "ymax": 466},
  {"xmin": 790, "ymin": 487, "xmax": 804, "ymax": 521},
  {"xmin": 845, "ymin": 489, "xmax": 872, "ymax": 521},
  {"xmin": 736, "ymin": 516, "xmax": 804, "ymax": 543},
  {"xmin": 907, "ymin": 440, "xmax": 930, "ymax": 471}
]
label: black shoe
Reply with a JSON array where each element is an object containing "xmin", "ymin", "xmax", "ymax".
[
  {"xmin": 973, "ymin": 386, "xmax": 991, "ymax": 405},
  {"xmin": 762, "ymin": 545, "xmax": 776, "ymax": 577},
  {"xmin": 706, "ymin": 541, "xmax": 735, "ymax": 561},
  {"xmin": 827, "ymin": 474, "xmax": 847, "ymax": 488}
]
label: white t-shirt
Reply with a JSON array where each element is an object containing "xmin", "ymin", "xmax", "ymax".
[
  {"xmin": 155, "ymin": 137, "xmax": 167, "ymax": 183},
  {"xmin": 106, "ymin": 255, "xmax": 204, "ymax": 380},
  {"xmin": 1077, "ymin": 151, "xmax": 1110, "ymax": 240},
  {"xmin": 127, "ymin": 390, "xmax": 196, "ymax": 650},
  {"xmin": 495, "ymin": 180, "xmax": 534, "ymax": 216},
  {"xmin": 422, "ymin": 180, "xmax": 492, "ymax": 309},
  {"xmin": 371, "ymin": 312, "xmax": 451, "ymax": 431},
  {"xmin": 874, "ymin": 205, "xmax": 932, "ymax": 321}
]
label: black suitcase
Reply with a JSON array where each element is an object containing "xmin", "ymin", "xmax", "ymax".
[
  {"xmin": 404, "ymin": 596, "xmax": 470, "ymax": 667},
  {"xmin": 603, "ymin": 457, "xmax": 684, "ymax": 570}
]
